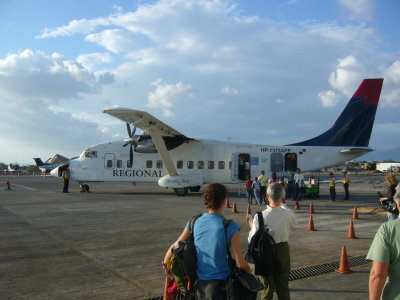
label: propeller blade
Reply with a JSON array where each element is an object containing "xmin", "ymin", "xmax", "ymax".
[
  {"xmin": 132, "ymin": 125, "xmax": 137, "ymax": 136},
  {"xmin": 129, "ymin": 145, "xmax": 133, "ymax": 162},
  {"xmin": 126, "ymin": 123, "xmax": 132, "ymax": 138}
]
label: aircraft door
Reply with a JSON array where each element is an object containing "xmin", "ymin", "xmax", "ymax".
[
  {"xmin": 239, "ymin": 154, "xmax": 251, "ymax": 180},
  {"xmin": 104, "ymin": 153, "xmax": 115, "ymax": 169},
  {"xmin": 285, "ymin": 153, "xmax": 297, "ymax": 171},
  {"xmin": 231, "ymin": 153, "xmax": 251, "ymax": 181}
]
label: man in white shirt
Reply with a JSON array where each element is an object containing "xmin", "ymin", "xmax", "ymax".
[
  {"xmin": 248, "ymin": 183, "xmax": 296, "ymax": 300},
  {"xmin": 293, "ymin": 168, "xmax": 304, "ymax": 201}
]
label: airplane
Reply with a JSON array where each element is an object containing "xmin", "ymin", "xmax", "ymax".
[
  {"xmin": 51, "ymin": 78, "xmax": 384, "ymax": 196},
  {"xmin": 33, "ymin": 154, "xmax": 70, "ymax": 174}
]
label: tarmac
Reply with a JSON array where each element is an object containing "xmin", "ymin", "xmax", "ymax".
[{"xmin": 0, "ymin": 173, "xmax": 389, "ymax": 299}]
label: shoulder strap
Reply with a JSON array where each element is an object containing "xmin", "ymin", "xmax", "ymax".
[
  {"xmin": 223, "ymin": 219, "xmax": 236, "ymax": 271},
  {"xmin": 257, "ymin": 211, "xmax": 264, "ymax": 230},
  {"xmin": 189, "ymin": 213, "xmax": 202, "ymax": 235}
]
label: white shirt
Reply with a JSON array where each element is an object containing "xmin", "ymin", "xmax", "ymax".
[
  {"xmin": 294, "ymin": 173, "xmax": 304, "ymax": 185},
  {"xmin": 248, "ymin": 205, "xmax": 296, "ymax": 244}
]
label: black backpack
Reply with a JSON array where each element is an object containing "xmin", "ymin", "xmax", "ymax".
[
  {"xmin": 245, "ymin": 211, "xmax": 278, "ymax": 277},
  {"xmin": 170, "ymin": 214, "xmax": 202, "ymax": 298}
]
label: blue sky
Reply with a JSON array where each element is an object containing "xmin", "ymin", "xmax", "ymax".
[{"xmin": 0, "ymin": 0, "xmax": 399, "ymax": 165}]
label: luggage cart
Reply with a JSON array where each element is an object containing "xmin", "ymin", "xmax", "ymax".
[{"xmin": 303, "ymin": 171, "xmax": 320, "ymax": 198}]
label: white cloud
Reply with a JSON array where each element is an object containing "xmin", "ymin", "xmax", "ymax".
[
  {"xmin": 318, "ymin": 90, "xmax": 341, "ymax": 108},
  {"xmin": 147, "ymin": 79, "xmax": 192, "ymax": 117},
  {"xmin": 0, "ymin": 49, "xmax": 114, "ymax": 102},
  {"xmin": 76, "ymin": 53, "xmax": 113, "ymax": 69},
  {"xmin": 85, "ymin": 29, "xmax": 135, "ymax": 54},
  {"xmin": 338, "ymin": 0, "xmax": 377, "ymax": 20},
  {"xmin": 328, "ymin": 55, "xmax": 365, "ymax": 97},
  {"xmin": 37, "ymin": 18, "xmax": 112, "ymax": 38},
  {"xmin": 381, "ymin": 61, "xmax": 400, "ymax": 107},
  {"xmin": 221, "ymin": 86, "xmax": 238, "ymax": 95},
  {"xmin": 274, "ymin": 98, "xmax": 285, "ymax": 104}
]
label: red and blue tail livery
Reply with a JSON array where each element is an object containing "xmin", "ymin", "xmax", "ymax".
[{"xmin": 290, "ymin": 78, "xmax": 384, "ymax": 147}]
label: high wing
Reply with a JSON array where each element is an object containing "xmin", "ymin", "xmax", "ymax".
[
  {"xmin": 103, "ymin": 108, "xmax": 188, "ymax": 138},
  {"xmin": 103, "ymin": 108, "xmax": 192, "ymax": 177}
]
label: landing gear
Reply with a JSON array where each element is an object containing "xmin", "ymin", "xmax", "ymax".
[
  {"xmin": 174, "ymin": 187, "xmax": 188, "ymax": 196},
  {"xmin": 189, "ymin": 186, "xmax": 201, "ymax": 192},
  {"xmin": 80, "ymin": 183, "xmax": 90, "ymax": 192}
]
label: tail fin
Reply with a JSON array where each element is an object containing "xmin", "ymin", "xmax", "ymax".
[
  {"xmin": 289, "ymin": 78, "xmax": 383, "ymax": 147},
  {"xmin": 33, "ymin": 158, "xmax": 44, "ymax": 166}
]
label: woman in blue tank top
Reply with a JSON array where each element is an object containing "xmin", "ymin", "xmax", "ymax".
[{"xmin": 163, "ymin": 183, "xmax": 251, "ymax": 299}]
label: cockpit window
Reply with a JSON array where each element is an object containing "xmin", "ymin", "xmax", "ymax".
[{"xmin": 84, "ymin": 151, "xmax": 97, "ymax": 158}]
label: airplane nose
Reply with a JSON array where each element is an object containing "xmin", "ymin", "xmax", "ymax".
[{"xmin": 50, "ymin": 167, "xmax": 59, "ymax": 177}]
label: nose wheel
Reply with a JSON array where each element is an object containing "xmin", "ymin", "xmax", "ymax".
[
  {"xmin": 174, "ymin": 187, "xmax": 188, "ymax": 196},
  {"xmin": 80, "ymin": 183, "xmax": 90, "ymax": 192}
]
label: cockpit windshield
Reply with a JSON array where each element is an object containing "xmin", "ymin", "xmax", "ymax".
[{"xmin": 81, "ymin": 149, "xmax": 98, "ymax": 158}]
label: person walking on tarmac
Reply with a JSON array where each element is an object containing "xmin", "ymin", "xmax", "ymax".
[
  {"xmin": 62, "ymin": 167, "xmax": 70, "ymax": 193},
  {"xmin": 244, "ymin": 175, "xmax": 254, "ymax": 205},
  {"xmin": 342, "ymin": 170, "xmax": 351, "ymax": 200},
  {"xmin": 247, "ymin": 183, "xmax": 296, "ymax": 300},
  {"xmin": 329, "ymin": 172, "xmax": 336, "ymax": 202},
  {"xmin": 286, "ymin": 170, "xmax": 295, "ymax": 198},
  {"xmin": 293, "ymin": 168, "xmax": 304, "ymax": 201},
  {"xmin": 252, "ymin": 177, "xmax": 262, "ymax": 205},
  {"xmin": 258, "ymin": 170, "xmax": 268, "ymax": 204}
]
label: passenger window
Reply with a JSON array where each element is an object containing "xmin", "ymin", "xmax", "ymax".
[
  {"xmin": 229, "ymin": 161, "xmax": 232, "ymax": 170},
  {"xmin": 146, "ymin": 160, "xmax": 152, "ymax": 168},
  {"xmin": 218, "ymin": 161, "xmax": 225, "ymax": 169},
  {"xmin": 156, "ymin": 160, "xmax": 163, "ymax": 169},
  {"xmin": 117, "ymin": 160, "xmax": 123, "ymax": 168},
  {"xmin": 197, "ymin": 161, "xmax": 204, "ymax": 169},
  {"xmin": 127, "ymin": 160, "xmax": 133, "ymax": 168},
  {"xmin": 107, "ymin": 160, "xmax": 113, "ymax": 168},
  {"xmin": 177, "ymin": 160, "xmax": 183, "ymax": 169},
  {"xmin": 208, "ymin": 161, "xmax": 214, "ymax": 169},
  {"xmin": 187, "ymin": 161, "xmax": 194, "ymax": 169}
]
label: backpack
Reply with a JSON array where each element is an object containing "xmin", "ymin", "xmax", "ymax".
[
  {"xmin": 245, "ymin": 211, "xmax": 278, "ymax": 277},
  {"xmin": 170, "ymin": 214, "xmax": 202, "ymax": 297}
]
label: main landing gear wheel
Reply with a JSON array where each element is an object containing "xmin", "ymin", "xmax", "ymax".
[
  {"xmin": 80, "ymin": 184, "xmax": 90, "ymax": 192},
  {"xmin": 174, "ymin": 187, "xmax": 188, "ymax": 196},
  {"xmin": 189, "ymin": 186, "xmax": 201, "ymax": 192}
]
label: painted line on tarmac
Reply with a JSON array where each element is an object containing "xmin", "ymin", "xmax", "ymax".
[{"xmin": 0, "ymin": 181, "xmax": 38, "ymax": 191}]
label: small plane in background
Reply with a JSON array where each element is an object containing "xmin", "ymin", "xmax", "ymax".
[
  {"xmin": 4, "ymin": 165, "xmax": 16, "ymax": 174},
  {"xmin": 33, "ymin": 154, "xmax": 71, "ymax": 174},
  {"xmin": 51, "ymin": 79, "xmax": 384, "ymax": 196}
]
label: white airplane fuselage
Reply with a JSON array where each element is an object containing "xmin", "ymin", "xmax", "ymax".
[
  {"xmin": 50, "ymin": 78, "xmax": 384, "ymax": 195},
  {"xmin": 67, "ymin": 139, "xmax": 362, "ymax": 184}
]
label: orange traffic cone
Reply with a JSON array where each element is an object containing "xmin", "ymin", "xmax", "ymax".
[
  {"xmin": 293, "ymin": 200, "xmax": 300, "ymax": 210},
  {"xmin": 232, "ymin": 201, "xmax": 238, "ymax": 213},
  {"xmin": 309, "ymin": 201, "xmax": 315, "ymax": 214},
  {"xmin": 347, "ymin": 221, "xmax": 357, "ymax": 239},
  {"xmin": 307, "ymin": 214, "xmax": 316, "ymax": 231},
  {"xmin": 352, "ymin": 206, "xmax": 359, "ymax": 220},
  {"xmin": 336, "ymin": 246, "xmax": 353, "ymax": 274},
  {"xmin": 225, "ymin": 198, "xmax": 231, "ymax": 208},
  {"xmin": 163, "ymin": 277, "xmax": 175, "ymax": 300}
]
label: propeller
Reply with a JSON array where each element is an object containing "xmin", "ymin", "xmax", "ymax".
[{"xmin": 123, "ymin": 123, "xmax": 138, "ymax": 162}]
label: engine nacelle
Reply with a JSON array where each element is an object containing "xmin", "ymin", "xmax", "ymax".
[{"xmin": 158, "ymin": 173, "xmax": 203, "ymax": 188}]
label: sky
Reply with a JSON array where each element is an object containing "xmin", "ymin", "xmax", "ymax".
[{"xmin": 0, "ymin": 0, "xmax": 399, "ymax": 165}]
